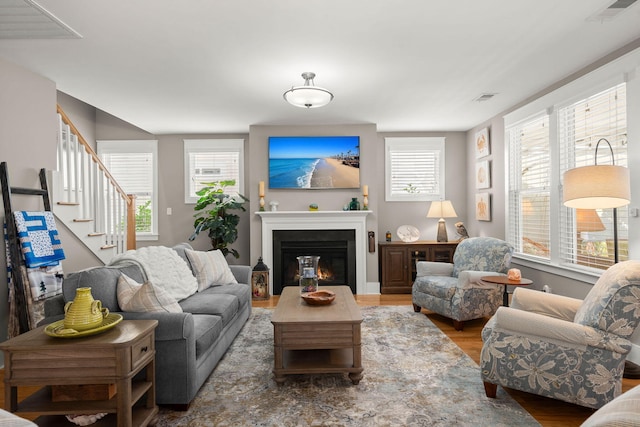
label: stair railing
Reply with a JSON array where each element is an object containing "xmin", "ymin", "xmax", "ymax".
[{"xmin": 56, "ymin": 105, "xmax": 136, "ymax": 253}]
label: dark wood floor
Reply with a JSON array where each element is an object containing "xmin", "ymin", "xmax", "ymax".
[
  {"xmin": 255, "ymin": 293, "xmax": 640, "ymax": 427},
  {"xmin": 3, "ymin": 293, "xmax": 638, "ymax": 426}
]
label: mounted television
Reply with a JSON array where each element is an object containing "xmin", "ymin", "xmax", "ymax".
[{"xmin": 268, "ymin": 136, "xmax": 360, "ymax": 189}]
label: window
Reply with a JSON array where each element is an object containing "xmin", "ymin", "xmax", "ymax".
[
  {"xmin": 184, "ymin": 139, "xmax": 244, "ymax": 204},
  {"xmin": 558, "ymin": 84, "xmax": 628, "ymax": 270},
  {"xmin": 506, "ymin": 82, "xmax": 628, "ymax": 272},
  {"xmin": 384, "ymin": 137, "xmax": 445, "ymax": 202},
  {"xmin": 507, "ymin": 114, "xmax": 551, "ymax": 260},
  {"xmin": 98, "ymin": 140, "xmax": 158, "ymax": 240}
]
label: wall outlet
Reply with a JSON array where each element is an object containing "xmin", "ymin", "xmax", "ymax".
[{"xmin": 166, "ymin": 207, "xmax": 172, "ymax": 215}]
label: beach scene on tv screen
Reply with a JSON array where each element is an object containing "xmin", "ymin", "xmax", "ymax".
[{"xmin": 269, "ymin": 136, "xmax": 360, "ymax": 189}]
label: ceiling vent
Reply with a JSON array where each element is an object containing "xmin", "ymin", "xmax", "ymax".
[
  {"xmin": 587, "ymin": 0, "xmax": 638, "ymax": 21},
  {"xmin": 0, "ymin": 0, "xmax": 81, "ymax": 39},
  {"xmin": 473, "ymin": 93, "xmax": 497, "ymax": 102}
]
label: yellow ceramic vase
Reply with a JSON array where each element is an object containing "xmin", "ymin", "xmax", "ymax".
[{"xmin": 63, "ymin": 287, "xmax": 109, "ymax": 331}]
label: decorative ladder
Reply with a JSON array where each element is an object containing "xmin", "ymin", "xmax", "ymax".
[{"xmin": 0, "ymin": 162, "xmax": 51, "ymax": 334}]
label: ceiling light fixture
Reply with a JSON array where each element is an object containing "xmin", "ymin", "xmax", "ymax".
[{"xmin": 283, "ymin": 72, "xmax": 333, "ymax": 109}]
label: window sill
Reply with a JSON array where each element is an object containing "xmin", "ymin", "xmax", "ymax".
[
  {"xmin": 136, "ymin": 234, "xmax": 159, "ymax": 242},
  {"xmin": 511, "ymin": 254, "xmax": 601, "ymax": 286}
]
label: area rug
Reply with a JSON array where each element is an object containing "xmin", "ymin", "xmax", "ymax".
[{"xmin": 154, "ymin": 306, "xmax": 540, "ymax": 426}]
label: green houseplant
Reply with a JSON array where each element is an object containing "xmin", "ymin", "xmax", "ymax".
[{"xmin": 188, "ymin": 180, "xmax": 249, "ymax": 259}]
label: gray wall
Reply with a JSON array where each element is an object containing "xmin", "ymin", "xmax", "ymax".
[
  {"xmin": 248, "ymin": 124, "xmax": 381, "ymax": 282},
  {"xmin": 0, "ymin": 58, "xmax": 57, "ymax": 343},
  {"xmin": 377, "ymin": 131, "xmax": 467, "ymax": 245}
]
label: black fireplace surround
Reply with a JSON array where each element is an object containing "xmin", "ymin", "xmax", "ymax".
[{"xmin": 273, "ymin": 229, "xmax": 356, "ymax": 295}]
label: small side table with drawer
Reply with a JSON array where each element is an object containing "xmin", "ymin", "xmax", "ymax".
[{"xmin": 0, "ymin": 319, "xmax": 158, "ymax": 427}]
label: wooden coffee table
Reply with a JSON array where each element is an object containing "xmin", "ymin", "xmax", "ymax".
[{"xmin": 271, "ymin": 285, "xmax": 363, "ymax": 384}]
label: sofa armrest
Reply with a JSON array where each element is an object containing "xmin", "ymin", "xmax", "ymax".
[
  {"xmin": 230, "ymin": 265, "xmax": 251, "ymax": 284},
  {"xmin": 488, "ymin": 306, "xmax": 632, "ymax": 354},
  {"xmin": 44, "ymin": 294, "xmax": 65, "ymax": 317},
  {"xmin": 510, "ymin": 287, "xmax": 583, "ymax": 321},
  {"xmin": 121, "ymin": 311, "xmax": 194, "ymax": 341}
]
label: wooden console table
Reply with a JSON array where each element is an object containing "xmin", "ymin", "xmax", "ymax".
[
  {"xmin": 378, "ymin": 241, "xmax": 458, "ymax": 293},
  {"xmin": 0, "ymin": 320, "xmax": 158, "ymax": 427}
]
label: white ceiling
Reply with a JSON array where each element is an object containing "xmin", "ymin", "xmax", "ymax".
[{"xmin": 1, "ymin": 0, "xmax": 640, "ymax": 134}]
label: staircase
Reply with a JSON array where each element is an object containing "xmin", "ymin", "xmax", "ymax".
[{"xmin": 50, "ymin": 106, "xmax": 135, "ymax": 264}]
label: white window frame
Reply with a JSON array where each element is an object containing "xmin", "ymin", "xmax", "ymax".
[
  {"xmin": 183, "ymin": 139, "xmax": 245, "ymax": 204},
  {"xmin": 505, "ymin": 68, "xmax": 632, "ymax": 278},
  {"xmin": 384, "ymin": 137, "xmax": 445, "ymax": 202},
  {"xmin": 97, "ymin": 140, "xmax": 158, "ymax": 241}
]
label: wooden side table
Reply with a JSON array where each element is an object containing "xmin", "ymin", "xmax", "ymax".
[
  {"xmin": 481, "ymin": 276, "xmax": 533, "ymax": 307},
  {"xmin": 0, "ymin": 320, "xmax": 158, "ymax": 427}
]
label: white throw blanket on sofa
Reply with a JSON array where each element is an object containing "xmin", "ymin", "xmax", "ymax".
[{"xmin": 109, "ymin": 246, "xmax": 198, "ymax": 301}]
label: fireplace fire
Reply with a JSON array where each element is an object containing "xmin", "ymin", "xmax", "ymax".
[{"xmin": 273, "ymin": 229, "xmax": 356, "ymax": 295}]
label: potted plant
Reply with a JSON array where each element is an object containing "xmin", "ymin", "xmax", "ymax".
[{"xmin": 188, "ymin": 180, "xmax": 249, "ymax": 259}]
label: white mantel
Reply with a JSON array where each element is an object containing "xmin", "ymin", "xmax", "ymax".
[{"xmin": 256, "ymin": 210, "xmax": 371, "ymax": 295}]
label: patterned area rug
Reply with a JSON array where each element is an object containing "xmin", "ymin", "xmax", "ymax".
[{"xmin": 154, "ymin": 306, "xmax": 540, "ymax": 426}]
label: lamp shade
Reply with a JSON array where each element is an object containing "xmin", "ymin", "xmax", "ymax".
[
  {"xmin": 427, "ymin": 200, "xmax": 457, "ymax": 218},
  {"xmin": 576, "ymin": 209, "xmax": 606, "ymax": 233},
  {"xmin": 563, "ymin": 165, "xmax": 630, "ymax": 209}
]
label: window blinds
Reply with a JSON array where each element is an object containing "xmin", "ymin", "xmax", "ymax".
[
  {"xmin": 558, "ymin": 83, "xmax": 628, "ymax": 270},
  {"xmin": 507, "ymin": 114, "xmax": 551, "ymax": 259},
  {"xmin": 384, "ymin": 137, "xmax": 445, "ymax": 201},
  {"xmin": 100, "ymin": 152, "xmax": 153, "ymax": 233}
]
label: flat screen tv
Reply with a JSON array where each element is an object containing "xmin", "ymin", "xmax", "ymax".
[{"xmin": 268, "ymin": 136, "xmax": 360, "ymax": 189}]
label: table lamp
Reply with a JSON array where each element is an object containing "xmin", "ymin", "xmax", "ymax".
[{"xmin": 427, "ymin": 200, "xmax": 457, "ymax": 242}]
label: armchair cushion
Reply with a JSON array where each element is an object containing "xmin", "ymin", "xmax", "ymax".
[
  {"xmin": 413, "ymin": 276, "xmax": 459, "ymax": 300},
  {"xmin": 574, "ymin": 260, "xmax": 640, "ymax": 338},
  {"xmin": 452, "ymin": 237, "xmax": 513, "ymax": 277},
  {"xmin": 416, "ymin": 261, "xmax": 454, "ymax": 277}
]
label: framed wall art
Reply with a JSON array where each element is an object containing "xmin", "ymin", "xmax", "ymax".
[
  {"xmin": 476, "ymin": 193, "xmax": 491, "ymax": 221},
  {"xmin": 475, "ymin": 160, "xmax": 491, "ymax": 189},
  {"xmin": 475, "ymin": 127, "xmax": 490, "ymax": 158}
]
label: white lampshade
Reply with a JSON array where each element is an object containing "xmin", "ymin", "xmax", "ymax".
[
  {"xmin": 283, "ymin": 72, "xmax": 333, "ymax": 109},
  {"xmin": 563, "ymin": 165, "xmax": 630, "ymax": 209},
  {"xmin": 427, "ymin": 200, "xmax": 458, "ymax": 219}
]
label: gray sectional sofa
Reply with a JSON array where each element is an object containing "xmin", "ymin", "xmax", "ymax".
[{"xmin": 42, "ymin": 243, "xmax": 252, "ymax": 407}]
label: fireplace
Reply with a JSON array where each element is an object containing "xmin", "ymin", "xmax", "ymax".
[
  {"xmin": 273, "ymin": 229, "xmax": 356, "ymax": 294},
  {"xmin": 257, "ymin": 210, "xmax": 372, "ymax": 295}
]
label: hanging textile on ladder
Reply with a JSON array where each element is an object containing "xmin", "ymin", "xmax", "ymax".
[{"xmin": 1, "ymin": 162, "xmax": 65, "ymax": 337}]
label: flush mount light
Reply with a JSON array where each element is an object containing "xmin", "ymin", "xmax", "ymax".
[{"xmin": 283, "ymin": 72, "xmax": 334, "ymax": 108}]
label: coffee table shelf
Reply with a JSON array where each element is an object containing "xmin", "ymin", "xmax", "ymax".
[{"xmin": 272, "ymin": 286, "xmax": 363, "ymax": 384}]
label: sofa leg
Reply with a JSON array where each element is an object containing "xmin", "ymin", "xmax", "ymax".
[
  {"xmin": 483, "ymin": 382, "xmax": 498, "ymax": 398},
  {"xmin": 412, "ymin": 303, "xmax": 421, "ymax": 313},
  {"xmin": 452, "ymin": 320, "xmax": 464, "ymax": 331},
  {"xmin": 164, "ymin": 403, "xmax": 190, "ymax": 411}
]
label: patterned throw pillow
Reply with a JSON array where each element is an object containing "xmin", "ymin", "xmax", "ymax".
[
  {"xmin": 117, "ymin": 274, "xmax": 182, "ymax": 313},
  {"xmin": 185, "ymin": 249, "xmax": 238, "ymax": 291}
]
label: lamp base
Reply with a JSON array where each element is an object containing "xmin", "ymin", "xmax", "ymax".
[{"xmin": 436, "ymin": 219, "xmax": 448, "ymax": 242}]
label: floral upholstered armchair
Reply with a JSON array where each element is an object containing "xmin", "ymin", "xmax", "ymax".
[
  {"xmin": 412, "ymin": 237, "xmax": 514, "ymax": 331},
  {"xmin": 481, "ymin": 260, "xmax": 640, "ymax": 409}
]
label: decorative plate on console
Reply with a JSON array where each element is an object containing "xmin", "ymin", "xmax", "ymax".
[{"xmin": 397, "ymin": 225, "xmax": 420, "ymax": 242}]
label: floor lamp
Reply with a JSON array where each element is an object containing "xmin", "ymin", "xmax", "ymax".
[{"xmin": 563, "ymin": 137, "xmax": 634, "ymax": 375}]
